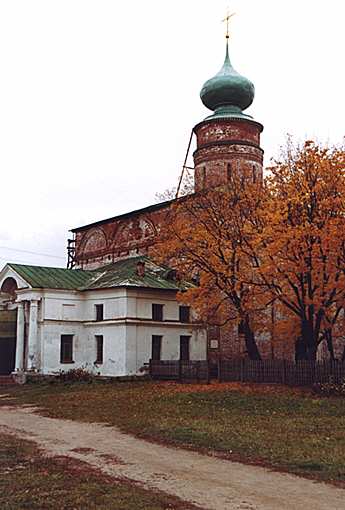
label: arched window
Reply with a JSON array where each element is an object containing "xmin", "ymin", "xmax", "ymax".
[{"xmin": 1, "ymin": 277, "xmax": 18, "ymax": 298}]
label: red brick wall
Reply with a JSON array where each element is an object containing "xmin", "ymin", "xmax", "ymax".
[
  {"xmin": 73, "ymin": 205, "xmax": 171, "ymax": 269},
  {"xmin": 193, "ymin": 118, "xmax": 264, "ymax": 192}
]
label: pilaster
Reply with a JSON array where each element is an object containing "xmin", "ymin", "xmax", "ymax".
[
  {"xmin": 27, "ymin": 299, "xmax": 39, "ymax": 371},
  {"xmin": 14, "ymin": 301, "xmax": 25, "ymax": 371}
]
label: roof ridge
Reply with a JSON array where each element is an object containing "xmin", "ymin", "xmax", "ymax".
[
  {"xmin": 71, "ymin": 199, "xmax": 175, "ymax": 233},
  {"xmin": 8, "ymin": 262, "xmax": 93, "ymax": 272}
]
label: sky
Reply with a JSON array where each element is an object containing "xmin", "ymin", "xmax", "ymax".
[{"xmin": 0, "ymin": 0, "xmax": 344, "ymax": 269}]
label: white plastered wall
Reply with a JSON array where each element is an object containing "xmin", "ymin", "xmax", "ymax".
[
  {"xmin": 5, "ymin": 282, "xmax": 207, "ymax": 377},
  {"xmin": 125, "ymin": 289, "xmax": 207, "ymax": 375},
  {"xmin": 125, "ymin": 323, "xmax": 207, "ymax": 375}
]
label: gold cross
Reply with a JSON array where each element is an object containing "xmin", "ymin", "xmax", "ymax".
[{"xmin": 222, "ymin": 9, "xmax": 236, "ymax": 39}]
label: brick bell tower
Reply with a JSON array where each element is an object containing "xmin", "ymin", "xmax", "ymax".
[{"xmin": 193, "ymin": 39, "xmax": 263, "ymax": 192}]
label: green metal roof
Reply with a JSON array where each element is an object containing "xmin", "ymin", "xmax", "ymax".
[
  {"xmin": 9, "ymin": 264, "xmax": 94, "ymax": 290},
  {"xmin": 8, "ymin": 257, "xmax": 191, "ymax": 292},
  {"xmin": 200, "ymin": 40, "xmax": 254, "ymax": 121},
  {"xmin": 82, "ymin": 256, "xmax": 191, "ymax": 291}
]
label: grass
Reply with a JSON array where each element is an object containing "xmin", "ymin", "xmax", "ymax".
[
  {"xmin": 0, "ymin": 432, "xmax": 199, "ymax": 510},
  {"xmin": 2, "ymin": 380, "xmax": 345, "ymax": 485}
]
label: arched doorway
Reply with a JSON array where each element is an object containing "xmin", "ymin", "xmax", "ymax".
[{"xmin": 0, "ymin": 279, "xmax": 18, "ymax": 374}]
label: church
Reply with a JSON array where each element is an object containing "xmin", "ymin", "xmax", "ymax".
[{"xmin": 0, "ymin": 35, "xmax": 266, "ymax": 378}]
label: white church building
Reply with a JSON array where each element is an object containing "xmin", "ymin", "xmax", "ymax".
[{"xmin": 0, "ymin": 257, "xmax": 206, "ymax": 377}]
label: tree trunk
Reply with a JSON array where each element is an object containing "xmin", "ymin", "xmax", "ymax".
[
  {"xmin": 300, "ymin": 319, "xmax": 317, "ymax": 361},
  {"xmin": 295, "ymin": 336, "xmax": 308, "ymax": 362},
  {"xmin": 325, "ymin": 330, "xmax": 335, "ymax": 361},
  {"xmin": 242, "ymin": 315, "xmax": 262, "ymax": 361}
]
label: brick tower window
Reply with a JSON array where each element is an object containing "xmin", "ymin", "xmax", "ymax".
[{"xmin": 227, "ymin": 163, "xmax": 232, "ymax": 181}]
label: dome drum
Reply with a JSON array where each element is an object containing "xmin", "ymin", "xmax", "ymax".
[{"xmin": 194, "ymin": 118, "xmax": 263, "ymax": 150}]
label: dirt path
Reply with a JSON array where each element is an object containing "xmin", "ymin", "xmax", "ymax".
[{"xmin": 0, "ymin": 405, "xmax": 344, "ymax": 510}]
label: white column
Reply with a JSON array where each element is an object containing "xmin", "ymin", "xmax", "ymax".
[
  {"xmin": 14, "ymin": 302, "xmax": 25, "ymax": 371},
  {"xmin": 27, "ymin": 300, "xmax": 39, "ymax": 371}
]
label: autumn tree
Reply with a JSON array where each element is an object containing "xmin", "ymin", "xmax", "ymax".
[
  {"xmin": 152, "ymin": 172, "xmax": 266, "ymax": 360},
  {"xmin": 255, "ymin": 140, "xmax": 345, "ymax": 360},
  {"xmin": 153, "ymin": 139, "xmax": 345, "ymax": 362}
]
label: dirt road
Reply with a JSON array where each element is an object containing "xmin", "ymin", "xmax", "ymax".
[{"xmin": 0, "ymin": 404, "xmax": 344, "ymax": 510}]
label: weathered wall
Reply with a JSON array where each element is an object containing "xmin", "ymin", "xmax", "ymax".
[
  {"xmin": 35, "ymin": 288, "xmax": 207, "ymax": 376},
  {"xmin": 193, "ymin": 118, "xmax": 264, "ymax": 192},
  {"xmin": 73, "ymin": 203, "xmax": 172, "ymax": 270},
  {"xmin": 72, "ymin": 119, "xmax": 263, "ymax": 269}
]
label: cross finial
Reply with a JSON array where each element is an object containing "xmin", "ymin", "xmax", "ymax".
[{"xmin": 222, "ymin": 8, "xmax": 236, "ymax": 39}]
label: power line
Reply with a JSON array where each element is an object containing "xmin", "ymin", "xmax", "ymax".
[
  {"xmin": 0, "ymin": 255, "xmax": 43, "ymax": 265},
  {"xmin": 0, "ymin": 246, "xmax": 65, "ymax": 260},
  {"xmin": 0, "ymin": 255, "xmax": 65, "ymax": 266}
]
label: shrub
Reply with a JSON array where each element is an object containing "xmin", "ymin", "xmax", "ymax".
[
  {"xmin": 312, "ymin": 377, "xmax": 345, "ymax": 397},
  {"xmin": 55, "ymin": 367, "xmax": 96, "ymax": 384}
]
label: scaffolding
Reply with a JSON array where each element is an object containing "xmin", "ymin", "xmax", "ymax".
[{"xmin": 175, "ymin": 129, "xmax": 195, "ymax": 198}]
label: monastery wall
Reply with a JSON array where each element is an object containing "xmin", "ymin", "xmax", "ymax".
[{"xmin": 72, "ymin": 202, "xmax": 171, "ymax": 270}]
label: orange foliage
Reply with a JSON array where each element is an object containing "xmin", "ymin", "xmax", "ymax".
[
  {"xmin": 152, "ymin": 140, "xmax": 345, "ymax": 361},
  {"xmin": 258, "ymin": 141, "xmax": 345, "ymax": 359},
  {"xmin": 152, "ymin": 170, "xmax": 266, "ymax": 360}
]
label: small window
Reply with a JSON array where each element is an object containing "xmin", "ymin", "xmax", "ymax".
[
  {"xmin": 95, "ymin": 335, "xmax": 103, "ymax": 364},
  {"xmin": 152, "ymin": 303, "xmax": 163, "ymax": 321},
  {"xmin": 95, "ymin": 304, "xmax": 104, "ymax": 321},
  {"xmin": 227, "ymin": 163, "xmax": 232, "ymax": 181},
  {"xmin": 60, "ymin": 335, "xmax": 73, "ymax": 363},
  {"xmin": 152, "ymin": 335, "xmax": 162, "ymax": 361},
  {"xmin": 180, "ymin": 336, "xmax": 190, "ymax": 361},
  {"xmin": 201, "ymin": 166, "xmax": 206, "ymax": 188},
  {"xmin": 179, "ymin": 306, "xmax": 190, "ymax": 323}
]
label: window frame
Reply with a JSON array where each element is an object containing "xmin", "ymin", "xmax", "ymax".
[
  {"xmin": 60, "ymin": 334, "xmax": 74, "ymax": 364},
  {"xmin": 179, "ymin": 305, "xmax": 190, "ymax": 323},
  {"xmin": 95, "ymin": 335, "xmax": 104, "ymax": 364},
  {"xmin": 152, "ymin": 303, "xmax": 163, "ymax": 321},
  {"xmin": 180, "ymin": 335, "xmax": 190, "ymax": 361},
  {"xmin": 95, "ymin": 304, "xmax": 104, "ymax": 321},
  {"xmin": 151, "ymin": 335, "xmax": 162, "ymax": 361}
]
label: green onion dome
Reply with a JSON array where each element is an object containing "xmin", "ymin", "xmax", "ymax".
[{"xmin": 200, "ymin": 41, "xmax": 255, "ymax": 120}]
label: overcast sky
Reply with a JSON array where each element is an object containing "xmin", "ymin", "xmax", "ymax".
[{"xmin": 0, "ymin": 0, "xmax": 343, "ymax": 269}]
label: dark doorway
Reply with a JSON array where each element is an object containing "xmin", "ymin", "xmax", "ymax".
[
  {"xmin": 0, "ymin": 338, "xmax": 16, "ymax": 375},
  {"xmin": 0, "ymin": 310, "xmax": 17, "ymax": 375}
]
